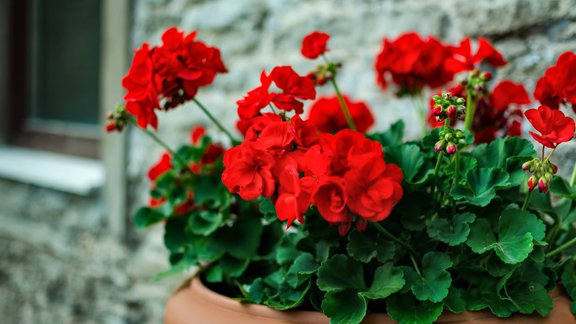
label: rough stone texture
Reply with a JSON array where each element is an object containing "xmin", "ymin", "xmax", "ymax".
[{"xmin": 3, "ymin": 0, "xmax": 576, "ymax": 323}]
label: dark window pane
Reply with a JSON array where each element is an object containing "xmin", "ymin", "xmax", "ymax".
[{"xmin": 29, "ymin": 0, "xmax": 101, "ymax": 125}]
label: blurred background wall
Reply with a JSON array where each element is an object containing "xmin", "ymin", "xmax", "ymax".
[{"xmin": 1, "ymin": 0, "xmax": 575, "ymax": 323}]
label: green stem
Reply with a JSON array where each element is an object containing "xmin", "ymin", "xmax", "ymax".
[
  {"xmin": 570, "ymin": 162, "xmax": 576, "ymax": 187},
  {"xmin": 372, "ymin": 222, "xmax": 418, "ymax": 256},
  {"xmin": 268, "ymin": 103, "xmax": 278, "ymax": 114},
  {"xmin": 129, "ymin": 118, "xmax": 188, "ymax": 166},
  {"xmin": 453, "ymin": 151, "xmax": 460, "ymax": 186},
  {"xmin": 330, "ymin": 78, "xmax": 357, "ymax": 131},
  {"xmin": 192, "ymin": 98, "xmax": 238, "ymax": 144},
  {"xmin": 322, "ymin": 54, "xmax": 356, "ymax": 131},
  {"xmin": 409, "ymin": 254, "xmax": 422, "ymax": 276},
  {"xmin": 546, "ymin": 237, "xmax": 576, "ymax": 258},
  {"xmin": 522, "ymin": 189, "xmax": 533, "ymax": 211},
  {"xmin": 464, "ymin": 92, "xmax": 476, "ymax": 133}
]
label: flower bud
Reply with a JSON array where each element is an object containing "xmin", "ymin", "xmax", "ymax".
[
  {"xmin": 475, "ymin": 84, "xmax": 484, "ymax": 92},
  {"xmin": 317, "ymin": 76, "xmax": 326, "ymax": 85},
  {"xmin": 538, "ymin": 178, "xmax": 549, "ymax": 193},
  {"xmin": 446, "ymin": 143, "xmax": 457, "ymax": 155},
  {"xmin": 551, "ymin": 163, "xmax": 558, "ymax": 174},
  {"xmin": 444, "ymin": 133, "xmax": 453, "ymax": 141},
  {"xmin": 481, "ymin": 71, "xmax": 492, "ymax": 81},
  {"xmin": 456, "ymin": 98, "xmax": 466, "ymax": 105},
  {"xmin": 356, "ymin": 219, "xmax": 367, "ymax": 232},
  {"xmin": 105, "ymin": 122, "xmax": 117, "ymax": 133},
  {"xmin": 306, "ymin": 72, "xmax": 316, "ymax": 80},
  {"xmin": 433, "ymin": 106, "xmax": 443, "ymax": 116},
  {"xmin": 434, "ymin": 140, "xmax": 445, "ymax": 153},
  {"xmin": 522, "ymin": 160, "xmax": 533, "ymax": 171},
  {"xmin": 447, "ymin": 105, "xmax": 457, "ymax": 118},
  {"xmin": 527, "ymin": 175, "xmax": 538, "ymax": 191},
  {"xmin": 444, "ymin": 92, "xmax": 452, "ymax": 99}
]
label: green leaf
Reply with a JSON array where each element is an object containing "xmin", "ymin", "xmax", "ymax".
[
  {"xmin": 322, "ymin": 291, "xmax": 367, "ymax": 324},
  {"xmin": 550, "ymin": 176, "xmax": 576, "ymax": 199},
  {"xmin": 360, "ymin": 263, "xmax": 405, "ymax": 299},
  {"xmin": 427, "ymin": 212, "xmax": 476, "ymax": 246},
  {"xmin": 466, "ymin": 209, "xmax": 546, "ymax": 264},
  {"xmin": 259, "ymin": 198, "xmax": 278, "ymax": 223},
  {"xmin": 445, "ymin": 287, "xmax": 466, "ymax": 313},
  {"xmin": 288, "ymin": 253, "xmax": 319, "ymax": 275},
  {"xmin": 471, "ymin": 137, "xmax": 536, "ymax": 186},
  {"xmin": 192, "ymin": 174, "xmax": 223, "ymax": 205},
  {"xmin": 317, "ymin": 255, "xmax": 366, "ymax": 292},
  {"xmin": 508, "ymin": 283, "xmax": 553, "ymax": 316},
  {"xmin": 153, "ymin": 252, "xmax": 196, "ymax": 281},
  {"xmin": 467, "ymin": 219, "xmax": 497, "ymax": 254},
  {"xmin": 275, "ymin": 235, "xmax": 300, "ymax": 265},
  {"xmin": 205, "ymin": 265, "xmax": 223, "ymax": 283},
  {"xmin": 214, "ymin": 215, "xmax": 263, "ymax": 259},
  {"xmin": 561, "ymin": 259, "xmax": 576, "ymax": 315},
  {"xmin": 346, "ymin": 230, "xmax": 395, "ymax": 263},
  {"xmin": 386, "ymin": 293, "xmax": 443, "ymax": 324},
  {"xmin": 409, "ymin": 252, "xmax": 452, "ymax": 302},
  {"xmin": 187, "ymin": 210, "xmax": 222, "ymax": 236},
  {"xmin": 219, "ymin": 254, "xmax": 250, "ymax": 277},
  {"xmin": 472, "ymin": 137, "xmax": 536, "ymax": 170},
  {"xmin": 164, "ymin": 216, "xmax": 190, "ymax": 253},
  {"xmin": 133, "ymin": 207, "xmax": 165, "ymax": 228},
  {"xmin": 384, "ymin": 144, "xmax": 427, "ymax": 184},
  {"xmin": 450, "ymin": 168, "xmax": 511, "ymax": 207},
  {"xmin": 368, "ymin": 120, "xmax": 404, "ymax": 147}
]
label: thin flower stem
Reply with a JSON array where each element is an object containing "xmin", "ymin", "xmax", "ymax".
[
  {"xmin": 330, "ymin": 78, "xmax": 357, "ymax": 131},
  {"xmin": 268, "ymin": 103, "xmax": 278, "ymax": 114},
  {"xmin": 409, "ymin": 254, "xmax": 422, "ymax": 276},
  {"xmin": 372, "ymin": 222, "xmax": 418, "ymax": 256},
  {"xmin": 522, "ymin": 189, "xmax": 533, "ymax": 211},
  {"xmin": 464, "ymin": 92, "xmax": 476, "ymax": 133},
  {"xmin": 543, "ymin": 147, "xmax": 556, "ymax": 163},
  {"xmin": 546, "ymin": 236, "xmax": 576, "ymax": 258},
  {"xmin": 570, "ymin": 163, "xmax": 576, "ymax": 187},
  {"xmin": 321, "ymin": 54, "xmax": 356, "ymax": 131},
  {"xmin": 128, "ymin": 118, "xmax": 188, "ymax": 166},
  {"xmin": 453, "ymin": 151, "xmax": 460, "ymax": 186},
  {"xmin": 192, "ymin": 98, "xmax": 238, "ymax": 144}
]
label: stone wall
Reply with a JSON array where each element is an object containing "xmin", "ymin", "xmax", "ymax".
[{"xmin": 2, "ymin": 0, "xmax": 576, "ymax": 323}]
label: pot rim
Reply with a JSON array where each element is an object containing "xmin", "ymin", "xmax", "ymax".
[{"xmin": 187, "ymin": 276, "xmax": 567, "ymax": 323}]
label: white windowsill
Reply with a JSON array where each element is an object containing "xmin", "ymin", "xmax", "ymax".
[{"xmin": 0, "ymin": 147, "xmax": 104, "ymax": 195}]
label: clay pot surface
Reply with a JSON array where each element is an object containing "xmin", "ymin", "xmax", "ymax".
[{"xmin": 165, "ymin": 277, "xmax": 575, "ymax": 324}]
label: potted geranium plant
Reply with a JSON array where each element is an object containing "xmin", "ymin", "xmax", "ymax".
[{"xmin": 106, "ymin": 28, "xmax": 576, "ymax": 323}]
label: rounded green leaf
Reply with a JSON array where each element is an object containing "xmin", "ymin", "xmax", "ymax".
[
  {"xmin": 317, "ymin": 255, "xmax": 366, "ymax": 292},
  {"xmin": 427, "ymin": 212, "xmax": 476, "ymax": 246},
  {"xmin": 386, "ymin": 293, "xmax": 443, "ymax": 324},
  {"xmin": 360, "ymin": 263, "xmax": 405, "ymax": 299},
  {"xmin": 321, "ymin": 291, "xmax": 367, "ymax": 324},
  {"xmin": 410, "ymin": 252, "xmax": 453, "ymax": 302},
  {"xmin": 450, "ymin": 168, "xmax": 511, "ymax": 207},
  {"xmin": 188, "ymin": 210, "xmax": 223, "ymax": 236}
]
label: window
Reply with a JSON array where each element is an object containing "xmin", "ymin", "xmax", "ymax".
[{"xmin": 7, "ymin": 0, "xmax": 102, "ymax": 159}]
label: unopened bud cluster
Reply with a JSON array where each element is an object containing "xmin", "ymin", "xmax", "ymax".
[
  {"xmin": 307, "ymin": 62, "xmax": 341, "ymax": 86},
  {"xmin": 431, "ymin": 91, "xmax": 466, "ymax": 122},
  {"xmin": 105, "ymin": 105, "xmax": 130, "ymax": 133},
  {"xmin": 460, "ymin": 69, "xmax": 491, "ymax": 97},
  {"xmin": 435, "ymin": 127, "xmax": 466, "ymax": 155},
  {"xmin": 522, "ymin": 158, "xmax": 558, "ymax": 193}
]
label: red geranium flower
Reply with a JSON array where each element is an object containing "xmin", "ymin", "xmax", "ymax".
[
  {"xmin": 308, "ymin": 95, "xmax": 375, "ymax": 133},
  {"xmin": 236, "ymin": 70, "xmax": 275, "ymax": 120},
  {"xmin": 445, "ymin": 37, "xmax": 506, "ymax": 73},
  {"xmin": 222, "ymin": 142, "xmax": 276, "ymax": 200},
  {"xmin": 313, "ymin": 177, "xmax": 350, "ymax": 223},
  {"xmin": 344, "ymin": 157, "xmax": 403, "ymax": 222},
  {"xmin": 534, "ymin": 52, "xmax": 576, "ymax": 112},
  {"xmin": 525, "ymin": 105, "xmax": 575, "ymax": 148},
  {"xmin": 147, "ymin": 152, "xmax": 172, "ymax": 181},
  {"xmin": 301, "ymin": 31, "xmax": 330, "ymax": 59},
  {"xmin": 270, "ymin": 66, "xmax": 317, "ymax": 114}
]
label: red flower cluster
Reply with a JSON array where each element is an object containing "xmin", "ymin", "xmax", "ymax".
[
  {"xmin": 534, "ymin": 52, "xmax": 576, "ymax": 111},
  {"xmin": 374, "ymin": 33, "xmax": 455, "ymax": 94},
  {"xmin": 308, "ymin": 95, "xmax": 374, "ymax": 133},
  {"xmin": 301, "ymin": 31, "xmax": 330, "ymax": 59},
  {"xmin": 236, "ymin": 66, "xmax": 316, "ymax": 129},
  {"xmin": 445, "ymin": 37, "xmax": 506, "ymax": 73},
  {"xmin": 122, "ymin": 27, "xmax": 227, "ymax": 129},
  {"xmin": 525, "ymin": 105, "xmax": 575, "ymax": 148},
  {"xmin": 222, "ymin": 114, "xmax": 403, "ymax": 234},
  {"xmin": 427, "ymin": 81, "xmax": 530, "ymax": 143}
]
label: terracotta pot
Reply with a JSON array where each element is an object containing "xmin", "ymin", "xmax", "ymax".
[{"xmin": 165, "ymin": 277, "xmax": 575, "ymax": 324}]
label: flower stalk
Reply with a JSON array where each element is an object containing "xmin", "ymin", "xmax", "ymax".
[
  {"xmin": 546, "ymin": 236, "xmax": 576, "ymax": 258},
  {"xmin": 128, "ymin": 118, "xmax": 188, "ymax": 166},
  {"xmin": 464, "ymin": 91, "xmax": 476, "ymax": 133},
  {"xmin": 193, "ymin": 98, "xmax": 239, "ymax": 145}
]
